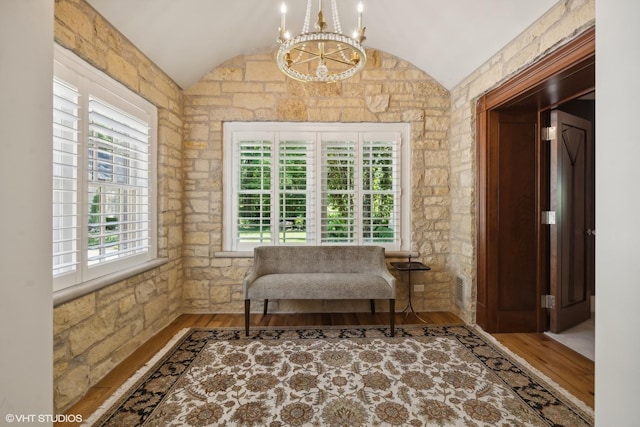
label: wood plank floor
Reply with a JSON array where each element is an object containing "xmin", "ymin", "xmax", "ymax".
[{"xmin": 57, "ymin": 312, "xmax": 594, "ymax": 425}]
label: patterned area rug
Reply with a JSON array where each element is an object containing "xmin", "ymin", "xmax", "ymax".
[{"xmin": 85, "ymin": 325, "xmax": 593, "ymax": 426}]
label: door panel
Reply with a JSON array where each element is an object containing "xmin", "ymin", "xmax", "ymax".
[
  {"xmin": 549, "ymin": 110, "xmax": 593, "ymax": 332},
  {"xmin": 486, "ymin": 110, "xmax": 539, "ymax": 332}
]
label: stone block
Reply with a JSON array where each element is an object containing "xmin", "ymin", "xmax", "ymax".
[
  {"xmin": 221, "ymin": 82, "xmax": 264, "ymax": 94},
  {"xmin": 118, "ymin": 294, "xmax": 137, "ymax": 314},
  {"xmin": 68, "ymin": 303, "xmax": 118, "ymax": 357},
  {"xmin": 233, "ymin": 93, "xmax": 275, "ymax": 109},
  {"xmin": 96, "ymin": 281, "xmax": 132, "ymax": 309},
  {"xmin": 277, "ymin": 99, "xmax": 307, "ymax": 121},
  {"xmin": 56, "ymin": 1, "xmax": 93, "ymax": 42},
  {"xmin": 422, "ymin": 168, "xmax": 449, "ymax": 186},
  {"xmin": 245, "ymin": 61, "xmax": 285, "ymax": 82},
  {"xmin": 140, "ymin": 78, "xmax": 169, "ymax": 108},
  {"xmin": 401, "ymin": 109, "xmax": 425, "ymax": 122},
  {"xmin": 306, "ymin": 108, "xmax": 340, "ymax": 122},
  {"xmin": 341, "ymin": 108, "xmax": 377, "ymax": 122},
  {"xmin": 185, "ymin": 81, "xmax": 221, "ymax": 96},
  {"xmin": 86, "ymin": 326, "xmax": 131, "ymax": 366},
  {"xmin": 184, "ymin": 280, "xmax": 211, "ymax": 299},
  {"xmin": 183, "ymin": 298, "xmax": 211, "ymax": 311},
  {"xmin": 187, "ymin": 123, "xmax": 209, "ymax": 141},
  {"xmin": 107, "ymin": 51, "xmax": 138, "ymax": 90},
  {"xmin": 184, "ymin": 231, "xmax": 210, "ymax": 245},
  {"xmin": 189, "ymin": 198, "xmax": 210, "ymax": 214},
  {"xmin": 210, "ymin": 285, "xmax": 231, "ymax": 304},
  {"xmin": 144, "ymin": 295, "xmax": 169, "ymax": 327},
  {"xmin": 205, "ymin": 66, "xmax": 244, "ymax": 81},
  {"xmin": 135, "ymin": 280, "xmax": 157, "ymax": 304},
  {"xmin": 366, "ymin": 94, "xmax": 389, "ymax": 113},
  {"xmin": 54, "ymin": 293, "xmax": 96, "ymax": 335},
  {"xmin": 289, "ymin": 81, "xmax": 341, "ymax": 97},
  {"xmin": 55, "ymin": 364, "xmax": 90, "ymax": 411}
]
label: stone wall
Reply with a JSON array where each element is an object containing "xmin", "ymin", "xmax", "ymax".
[
  {"xmin": 182, "ymin": 49, "xmax": 452, "ymax": 314},
  {"xmin": 448, "ymin": 0, "xmax": 595, "ymax": 323},
  {"xmin": 53, "ymin": 0, "xmax": 184, "ymax": 411}
]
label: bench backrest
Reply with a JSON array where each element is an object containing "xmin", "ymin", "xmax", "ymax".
[{"xmin": 252, "ymin": 246, "xmax": 388, "ymax": 275}]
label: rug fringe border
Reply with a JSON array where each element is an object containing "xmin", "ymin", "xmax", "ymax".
[
  {"xmin": 472, "ymin": 324, "xmax": 595, "ymax": 418},
  {"xmin": 82, "ymin": 328, "xmax": 192, "ymax": 426}
]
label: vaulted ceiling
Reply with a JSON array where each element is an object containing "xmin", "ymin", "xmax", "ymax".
[{"xmin": 86, "ymin": 0, "xmax": 558, "ymax": 90}]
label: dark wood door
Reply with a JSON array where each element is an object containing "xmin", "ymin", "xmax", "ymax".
[
  {"xmin": 479, "ymin": 110, "xmax": 539, "ymax": 332},
  {"xmin": 548, "ymin": 110, "xmax": 593, "ymax": 332}
]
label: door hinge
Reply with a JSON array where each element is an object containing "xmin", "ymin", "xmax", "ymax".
[
  {"xmin": 541, "ymin": 126, "xmax": 557, "ymax": 141},
  {"xmin": 541, "ymin": 211, "xmax": 556, "ymax": 225},
  {"xmin": 541, "ymin": 294, "xmax": 556, "ymax": 309}
]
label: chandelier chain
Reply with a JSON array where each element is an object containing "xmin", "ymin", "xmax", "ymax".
[
  {"xmin": 302, "ymin": 0, "xmax": 312, "ymax": 33},
  {"xmin": 331, "ymin": 0, "xmax": 342, "ymax": 33},
  {"xmin": 330, "ymin": 0, "xmax": 351, "ymax": 63}
]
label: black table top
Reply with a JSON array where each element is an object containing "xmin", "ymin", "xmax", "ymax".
[{"xmin": 390, "ymin": 261, "xmax": 431, "ymax": 271}]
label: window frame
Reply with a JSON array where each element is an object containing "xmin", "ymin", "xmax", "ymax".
[
  {"xmin": 53, "ymin": 44, "xmax": 158, "ymax": 293},
  {"xmin": 223, "ymin": 122, "xmax": 411, "ymax": 252}
]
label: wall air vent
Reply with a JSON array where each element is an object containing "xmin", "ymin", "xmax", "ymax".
[{"xmin": 456, "ymin": 276, "xmax": 465, "ymax": 307}]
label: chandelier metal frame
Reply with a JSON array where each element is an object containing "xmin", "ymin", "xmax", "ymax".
[{"xmin": 277, "ymin": 0, "xmax": 367, "ymax": 83}]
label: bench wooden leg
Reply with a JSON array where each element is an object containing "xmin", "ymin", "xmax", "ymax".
[
  {"xmin": 245, "ymin": 299, "xmax": 250, "ymax": 336},
  {"xmin": 370, "ymin": 299, "xmax": 376, "ymax": 315},
  {"xmin": 263, "ymin": 299, "xmax": 268, "ymax": 315},
  {"xmin": 389, "ymin": 299, "xmax": 395, "ymax": 337}
]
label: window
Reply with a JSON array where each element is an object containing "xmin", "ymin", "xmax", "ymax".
[
  {"xmin": 223, "ymin": 122, "xmax": 410, "ymax": 252},
  {"xmin": 53, "ymin": 45, "xmax": 157, "ymax": 291}
]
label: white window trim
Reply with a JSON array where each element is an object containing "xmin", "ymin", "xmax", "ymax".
[
  {"xmin": 222, "ymin": 122, "xmax": 411, "ymax": 252},
  {"xmin": 53, "ymin": 44, "xmax": 158, "ymax": 294}
]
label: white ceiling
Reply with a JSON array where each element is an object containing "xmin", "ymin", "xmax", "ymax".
[{"xmin": 86, "ymin": 0, "xmax": 558, "ymax": 90}]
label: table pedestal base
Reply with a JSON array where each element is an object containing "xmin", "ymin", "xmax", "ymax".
[{"xmin": 390, "ymin": 259, "xmax": 431, "ymax": 325}]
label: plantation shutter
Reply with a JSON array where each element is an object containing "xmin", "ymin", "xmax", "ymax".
[
  {"xmin": 53, "ymin": 78, "xmax": 81, "ymax": 281},
  {"xmin": 87, "ymin": 96, "xmax": 151, "ymax": 266},
  {"xmin": 362, "ymin": 133, "xmax": 401, "ymax": 246},
  {"xmin": 236, "ymin": 137, "xmax": 272, "ymax": 249},
  {"xmin": 277, "ymin": 134, "xmax": 314, "ymax": 244},
  {"xmin": 224, "ymin": 122, "xmax": 409, "ymax": 252},
  {"xmin": 321, "ymin": 135, "xmax": 357, "ymax": 244}
]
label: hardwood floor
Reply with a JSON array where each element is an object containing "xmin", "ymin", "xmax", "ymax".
[
  {"xmin": 494, "ymin": 331, "xmax": 595, "ymax": 408},
  {"xmin": 57, "ymin": 312, "xmax": 594, "ymax": 425}
]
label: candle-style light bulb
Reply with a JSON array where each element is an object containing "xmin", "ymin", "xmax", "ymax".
[
  {"xmin": 280, "ymin": 3, "xmax": 287, "ymax": 30},
  {"xmin": 357, "ymin": 2, "xmax": 363, "ymax": 29}
]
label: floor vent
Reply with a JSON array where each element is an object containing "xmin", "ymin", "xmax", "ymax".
[{"xmin": 456, "ymin": 276, "xmax": 465, "ymax": 307}]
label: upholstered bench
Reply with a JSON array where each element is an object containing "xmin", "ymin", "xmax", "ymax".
[{"xmin": 243, "ymin": 246, "xmax": 396, "ymax": 336}]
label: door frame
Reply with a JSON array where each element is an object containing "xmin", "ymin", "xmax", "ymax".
[{"xmin": 476, "ymin": 27, "xmax": 595, "ymax": 333}]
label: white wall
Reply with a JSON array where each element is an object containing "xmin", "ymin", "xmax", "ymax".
[
  {"xmin": 0, "ymin": 0, "xmax": 54, "ymax": 422},
  {"xmin": 596, "ymin": 0, "xmax": 640, "ymax": 425}
]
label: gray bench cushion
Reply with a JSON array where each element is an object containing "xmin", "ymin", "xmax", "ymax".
[{"xmin": 247, "ymin": 273, "xmax": 392, "ymax": 300}]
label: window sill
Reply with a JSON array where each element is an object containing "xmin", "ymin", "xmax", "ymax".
[
  {"xmin": 214, "ymin": 250, "xmax": 418, "ymax": 259},
  {"xmin": 53, "ymin": 258, "xmax": 169, "ymax": 307}
]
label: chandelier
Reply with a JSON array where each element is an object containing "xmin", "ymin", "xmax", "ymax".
[{"xmin": 277, "ymin": 0, "xmax": 367, "ymax": 83}]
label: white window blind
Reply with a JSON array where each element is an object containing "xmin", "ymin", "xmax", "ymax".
[
  {"xmin": 278, "ymin": 135, "xmax": 314, "ymax": 244},
  {"xmin": 361, "ymin": 135, "xmax": 400, "ymax": 245},
  {"xmin": 224, "ymin": 123, "xmax": 410, "ymax": 252},
  {"xmin": 53, "ymin": 44, "xmax": 157, "ymax": 291},
  {"xmin": 237, "ymin": 138, "xmax": 272, "ymax": 247},
  {"xmin": 52, "ymin": 78, "xmax": 80, "ymax": 278},
  {"xmin": 87, "ymin": 97, "xmax": 151, "ymax": 266},
  {"xmin": 321, "ymin": 136, "xmax": 357, "ymax": 243}
]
